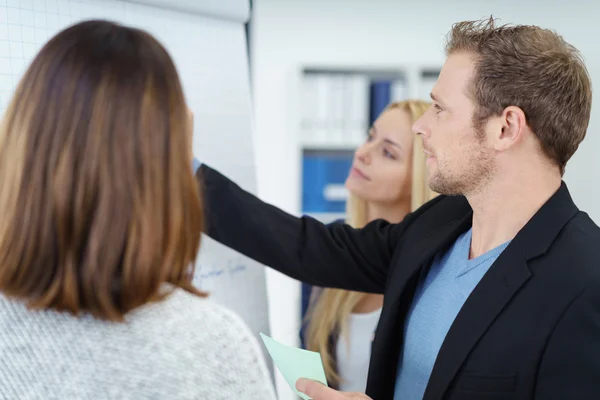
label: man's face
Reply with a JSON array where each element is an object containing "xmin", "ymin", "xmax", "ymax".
[{"xmin": 413, "ymin": 52, "xmax": 495, "ymax": 196}]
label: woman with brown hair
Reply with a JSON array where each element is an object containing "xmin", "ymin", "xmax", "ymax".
[
  {"xmin": 0, "ymin": 20, "xmax": 275, "ymax": 400},
  {"xmin": 302, "ymin": 100, "xmax": 436, "ymax": 392}
]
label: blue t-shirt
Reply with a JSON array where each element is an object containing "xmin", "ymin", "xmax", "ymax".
[{"xmin": 394, "ymin": 228, "xmax": 510, "ymax": 400}]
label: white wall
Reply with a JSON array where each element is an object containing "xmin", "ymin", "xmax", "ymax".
[{"xmin": 252, "ymin": 0, "xmax": 600, "ymax": 398}]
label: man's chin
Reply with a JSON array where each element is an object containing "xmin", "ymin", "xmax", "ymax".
[{"xmin": 428, "ymin": 176, "xmax": 460, "ymax": 197}]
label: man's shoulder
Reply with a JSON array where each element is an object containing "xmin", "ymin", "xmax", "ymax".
[
  {"xmin": 569, "ymin": 210, "xmax": 600, "ymax": 238},
  {"xmin": 552, "ymin": 211, "xmax": 600, "ymax": 273},
  {"xmin": 519, "ymin": 210, "xmax": 600, "ymax": 306}
]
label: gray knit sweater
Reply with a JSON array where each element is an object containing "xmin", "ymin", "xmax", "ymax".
[{"xmin": 0, "ymin": 289, "xmax": 277, "ymax": 400}]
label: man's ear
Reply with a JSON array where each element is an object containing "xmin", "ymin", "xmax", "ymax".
[{"xmin": 495, "ymin": 106, "xmax": 527, "ymax": 151}]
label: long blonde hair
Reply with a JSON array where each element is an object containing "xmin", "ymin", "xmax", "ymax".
[{"xmin": 304, "ymin": 100, "xmax": 435, "ymax": 386}]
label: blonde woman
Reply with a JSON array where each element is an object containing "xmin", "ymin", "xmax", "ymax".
[{"xmin": 302, "ymin": 100, "xmax": 436, "ymax": 392}]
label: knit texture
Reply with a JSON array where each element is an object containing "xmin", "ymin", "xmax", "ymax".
[{"xmin": 0, "ymin": 289, "xmax": 276, "ymax": 400}]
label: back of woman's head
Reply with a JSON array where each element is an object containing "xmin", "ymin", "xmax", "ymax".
[{"xmin": 0, "ymin": 20, "xmax": 204, "ymax": 321}]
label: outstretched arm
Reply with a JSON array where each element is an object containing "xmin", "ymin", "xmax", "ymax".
[{"xmin": 198, "ymin": 164, "xmax": 433, "ymax": 293}]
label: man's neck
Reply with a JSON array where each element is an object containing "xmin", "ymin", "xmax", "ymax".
[{"xmin": 467, "ymin": 172, "xmax": 562, "ymax": 259}]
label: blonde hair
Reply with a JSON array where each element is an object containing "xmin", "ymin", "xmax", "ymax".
[{"xmin": 304, "ymin": 100, "xmax": 435, "ymax": 386}]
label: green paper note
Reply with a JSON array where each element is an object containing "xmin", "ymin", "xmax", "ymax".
[{"xmin": 260, "ymin": 332, "xmax": 328, "ymax": 400}]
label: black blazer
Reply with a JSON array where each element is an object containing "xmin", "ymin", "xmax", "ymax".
[{"xmin": 198, "ymin": 165, "xmax": 600, "ymax": 400}]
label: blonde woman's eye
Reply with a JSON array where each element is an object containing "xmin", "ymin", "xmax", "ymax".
[{"xmin": 383, "ymin": 149, "xmax": 396, "ymax": 159}]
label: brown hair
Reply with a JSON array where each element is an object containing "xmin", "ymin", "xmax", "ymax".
[
  {"xmin": 446, "ymin": 16, "xmax": 592, "ymax": 175},
  {"xmin": 305, "ymin": 100, "xmax": 436, "ymax": 386},
  {"xmin": 0, "ymin": 20, "xmax": 205, "ymax": 321}
]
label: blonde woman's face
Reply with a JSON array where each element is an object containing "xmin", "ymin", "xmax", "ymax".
[{"xmin": 345, "ymin": 108, "xmax": 414, "ymax": 204}]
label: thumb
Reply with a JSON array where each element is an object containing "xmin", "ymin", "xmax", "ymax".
[{"xmin": 296, "ymin": 378, "xmax": 344, "ymax": 399}]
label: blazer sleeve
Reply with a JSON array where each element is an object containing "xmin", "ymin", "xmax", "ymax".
[
  {"xmin": 534, "ymin": 284, "xmax": 600, "ymax": 399},
  {"xmin": 197, "ymin": 164, "xmax": 429, "ymax": 294}
]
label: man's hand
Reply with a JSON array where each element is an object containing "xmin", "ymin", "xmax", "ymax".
[{"xmin": 296, "ymin": 379, "xmax": 373, "ymax": 400}]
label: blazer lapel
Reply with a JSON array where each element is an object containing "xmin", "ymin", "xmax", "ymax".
[
  {"xmin": 422, "ymin": 247, "xmax": 531, "ymax": 400},
  {"xmin": 422, "ymin": 182, "xmax": 579, "ymax": 400},
  {"xmin": 367, "ymin": 214, "xmax": 473, "ymax": 399}
]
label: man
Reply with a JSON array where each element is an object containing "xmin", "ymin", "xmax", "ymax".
[{"xmin": 197, "ymin": 17, "xmax": 600, "ymax": 399}]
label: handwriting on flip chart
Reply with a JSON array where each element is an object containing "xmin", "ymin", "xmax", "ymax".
[{"xmin": 193, "ymin": 257, "xmax": 248, "ymax": 287}]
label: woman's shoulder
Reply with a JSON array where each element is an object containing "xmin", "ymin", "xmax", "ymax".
[
  {"xmin": 142, "ymin": 291, "xmax": 272, "ymax": 369},
  {"xmin": 0, "ymin": 289, "xmax": 276, "ymax": 400},
  {"xmin": 146, "ymin": 288, "xmax": 251, "ymax": 333},
  {"xmin": 152, "ymin": 290, "xmax": 276, "ymax": 399}
]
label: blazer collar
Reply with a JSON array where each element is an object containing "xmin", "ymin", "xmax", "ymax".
[{"xmin": 423, "ymin": 181, "xmax": 580, "ymax": 400}]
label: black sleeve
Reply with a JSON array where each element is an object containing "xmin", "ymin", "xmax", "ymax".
[
  {"xmin": 198, "ymin": 165, "xmax": 432, "ymax": 294},
  {"xmin": 535, "ymin": 285, "xmax": 600, "ymax": 399}
]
